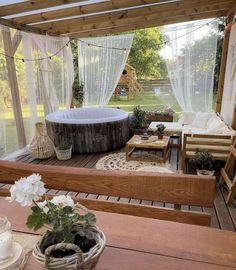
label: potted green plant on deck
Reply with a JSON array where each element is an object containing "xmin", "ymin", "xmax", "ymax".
[
  {"xmin": 55, "ymin": 143, "xmax": 72, "ymax": 161},
  {"xmin": 129, "ymin": 105, "xmax": 147, "ymax": 135},
  {"xmin": 189, "ymin": 149, "xmax": 215, "ymax": 176},
  {"xmin": 7, "ymin": 174, "xmax": 106, "ymax": 269}
]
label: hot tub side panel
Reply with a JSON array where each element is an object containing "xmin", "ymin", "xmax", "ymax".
[{"xmin": 46, "ymin": 118, "xmax": 129, "ymax": 154}]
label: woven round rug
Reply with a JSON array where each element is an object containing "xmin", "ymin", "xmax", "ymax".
[{"xmin": 96, "ymin": 153, "xmax": 173, "ymax": 173}]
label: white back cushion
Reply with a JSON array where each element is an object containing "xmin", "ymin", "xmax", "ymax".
[
  {"xmin": 207, "ymin": 116, "xmax": 225, "ymax": 131},
  {"xmin": 191, "ymin": 112, "xmax": 214, "ymax": 129},
  {"xmin": 178, "ymin": 111, "xmax": 197, "ymax": 125}
]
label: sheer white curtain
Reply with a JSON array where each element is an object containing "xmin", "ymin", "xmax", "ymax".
[
  {"xmin": 23, "ymin": 32, "xmax": 74, "ymax": 138},
  {"xmin": 78, "ymin": 34, "xmax": 134, "ymax": 107},
  {"xmin": 221, "ymin": 23, "xmax": 236, "ymax": 126},
  {"xmin": 0, "ymin": 25, "xmax": 74, "ymax": 157},
  {"xmin": 162, "ymin": 20, "xmax": 218, "ymax": 112}
]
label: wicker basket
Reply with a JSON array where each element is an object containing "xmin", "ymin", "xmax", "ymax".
[
  {"xmin": 29, "ymin": 122, "xmax": 54, "ymax": 159},
  {"xmin": 33, "ymin": 225, "xmax": 106, "ymax": 270},
  {"xmin": 55, "ymin": 146, "xmax": 72, "ymax": 161}
]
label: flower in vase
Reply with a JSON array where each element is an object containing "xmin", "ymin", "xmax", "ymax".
[
  {"xmin": 6, "ymin": 174, "xmax": 96, "ymax": 248},
  {"xmin": 7, "ymin": 173, "xmax": 45, "ymax": 207},
  {"xmin": 156, "ymin": 123, "xmax": 166, "ymax": 135}
]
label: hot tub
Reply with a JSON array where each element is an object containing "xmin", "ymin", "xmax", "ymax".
[{"xmin": 46, "ymin": 108, "xmax": 129, "ymax": 154}]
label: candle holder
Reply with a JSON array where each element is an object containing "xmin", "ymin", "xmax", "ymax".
[{"xmin": 0, "ymin": 216, "xmax": 24, "ymax": 270}]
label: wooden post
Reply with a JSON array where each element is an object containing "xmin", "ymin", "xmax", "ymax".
[
  {"xmin": 232, "ymin": 103, "xmax": 236, "ymax": 130},
  {"xmin": 2, "ymin": 29, "xmax": 26, "ymax": 148},
  {"xmin": 215, "ymin": 13, "xmax": 235, "ymax": 113}
]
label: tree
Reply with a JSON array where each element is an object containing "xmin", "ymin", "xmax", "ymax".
[
  {"xmin": 128, "ymin": 28, "xmax": 167, "ymax": 80},
  {"xmin": 213, "ymin": 17, "xmax": 226, "ymax": 92}
]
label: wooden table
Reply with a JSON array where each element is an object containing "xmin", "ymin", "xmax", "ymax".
[
  {"xmin": 126, "ymin": 135, "xmax": 170, "ymax": 162},
  {"xmin": 1, "ymin": 198, "xmax": 236, "ymax": 270}
]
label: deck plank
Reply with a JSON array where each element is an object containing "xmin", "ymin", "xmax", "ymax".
[
  {"xmin": 221, "ymin": 186, "xmax": 236, "ymax": 230},
  {"xmin": 214, "ymin": 186, "xmax": 235, "ymax": 231}
]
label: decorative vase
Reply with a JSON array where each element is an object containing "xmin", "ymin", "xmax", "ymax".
[
  {"xmin": 158, "ymin": 134, "xmax": 164, "ymax": 140},
  {"xmin": 197, "ymin": 169, "xmax": 215, "ymax": 176},
  {"xmin": 33, "ymin": 225, "xmax": 106, "ymax": 270},
  {"xmin": 29, "ymin": 122, "xmax": 54, "ymax": 159},
  {"xmin": 55, "ymin": 146, "xmax": 72, "ymax": 161}
]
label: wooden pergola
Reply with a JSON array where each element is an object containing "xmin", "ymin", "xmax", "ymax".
[
  {"xmin": 0, "ymin": 0, "xmax": 235, "ymax": 148},
  {"xmin": 0, "ymin": 0, "xmax": 235, "ymax": 37}
]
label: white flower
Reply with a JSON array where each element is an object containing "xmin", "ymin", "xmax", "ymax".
[
  {"xmin": 50, "ymin": 195, "xmax": 74, "ymax": 208},
  {"xmin": 6, "ymin": 173, "xmax": 46, "ymax": 207},
  {"xmin": 37, "ymin": 200, "xmax": 49, "ymax": 214}
]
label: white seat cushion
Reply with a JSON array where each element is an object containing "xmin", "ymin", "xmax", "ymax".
[
  {"xmin": 148, "ymin": 122, "xmax": 183, "ymax": 132},
  {"xmin": 182, "ymin": 126, "xmax": 206, "ymax": 134}
]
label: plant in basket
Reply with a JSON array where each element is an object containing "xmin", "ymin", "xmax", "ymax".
[
  {"xmin": 7, "ymin": 174, "xmax": 106, "ymax": 269},
  {"xmin": 55, "ymin": 143, "xmax": 72, "ymax": 161},
  {"xmin": 155, "ymin": 123, "xmax": 166, "ymax": 139}
]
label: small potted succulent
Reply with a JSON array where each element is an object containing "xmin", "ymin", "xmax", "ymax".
[
  {"xmin": 7, "ymin": 174, "xmax": 106, "ymax": 269},
  {"xmin": 55, "ymin": 143, "xmax": 72, "ymax": 161},
  {"xmin": 189, "ymin": 150, "xmax": 215, "ymax": 176},
  {"xmin": 129, "ymin": 105, "xmax": 147, "ymax": 135},
  {"xmin": 155, "ymin": 123, "xmax": 166, "ymax": 139}
]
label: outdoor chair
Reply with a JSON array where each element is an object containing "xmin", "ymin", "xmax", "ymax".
[
  {"xmin": 219, "ymin": 140, "xmax": 236, "ymax": 205},
  {"xmin": 0, "ymin": 160, "xmax": 215, "ymax": 226},
  {"xmin": 181, "ymin": 133, "xmax": 235, "ymax": 173}
]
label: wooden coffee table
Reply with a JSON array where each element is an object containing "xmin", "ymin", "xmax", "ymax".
[{"xmin": 126, "ymin": 135, "xmax": 170, "ymax": 163}]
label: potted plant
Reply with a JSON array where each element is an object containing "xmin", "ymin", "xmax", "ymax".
[
  {"xmin": 55, "ymin": 143, "xmax": 72, "ymax": 161},
  {"xmin": 189, "ymin": 150, "xmax": 215, "ymax": 176},
  {"xmin": 155, "ymin": 123, "xmax": 166, "ymax": 139},
  {"xmin": 7, "ymin": 174, "xmax": 106, "ymax": 269},
  {"xmin": 129, "ymin": 105, "xmax": 147, "ymax": 135}
]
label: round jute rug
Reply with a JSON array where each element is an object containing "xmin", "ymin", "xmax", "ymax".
[{"xmin": 96, "ymin": 153, "xmax": 173, "ymax": 173}]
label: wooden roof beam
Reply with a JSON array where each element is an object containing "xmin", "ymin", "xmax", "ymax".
[
  {"xmin": 32, "ymin": 0, "xmax": 233, "ymax": 31},
  {"xmin": 0, "ymin": 0, "xmax": 86, "ymax": 17},
  {"xmin": 36, "ymin": 1, "xmax": 232, "ymax": 34},
  {"xmin": 53, "ymin": 6, "xmax": 230, "ymax": 35},
  {"xmin": 68, "ymin": 9, "xmax": 228, "ymax": 38},
  {"xmin": 0, "ymin": 17, "xmax": 46, "ymax": 35},
  {"xmin": 6, "ymin": 0, "xmax": 171, "ymax": 24}
]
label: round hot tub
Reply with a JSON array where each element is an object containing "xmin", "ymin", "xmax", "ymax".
[{"xmin": 45, "ymin": 107, "xmax": 129, "ymax": 154}]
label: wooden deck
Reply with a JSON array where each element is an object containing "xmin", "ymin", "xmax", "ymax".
[{"xmin": 1, "ymin": 143, "xmax": 236, "ymax": 232}]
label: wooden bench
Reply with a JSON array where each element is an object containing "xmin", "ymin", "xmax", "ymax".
[
  {"xmin": 181, "ymin": 133, "xmax": 235, "ymax": 173},
  {"xmin": 0, "ymin": 160, "xmax": 215, "ymax": 226}
]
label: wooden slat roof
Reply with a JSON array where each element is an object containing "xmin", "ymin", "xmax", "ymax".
[{"xmin": 0, "ymin": 0, "xmax": 235, "ymax": 37}]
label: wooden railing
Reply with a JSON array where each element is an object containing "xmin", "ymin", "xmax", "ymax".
[{"xmin": 0, "ymin": 160, "xmax": 216, "ymax": 226}]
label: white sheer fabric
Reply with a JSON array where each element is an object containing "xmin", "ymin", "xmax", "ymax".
[
  {"xmin": 0, "ymin": 25, "xmax": 74, "ymax": 157},
  {"xmin": 78, "ymin": 34, "xmax": 134, "ymax": 107},
  {"xmin": 162, "ymin": 20, "xmax": 218, "ymax": 112},
  {"xmin": 221, "ymin": 23, "xmax": 236, "ymax": 126}
]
